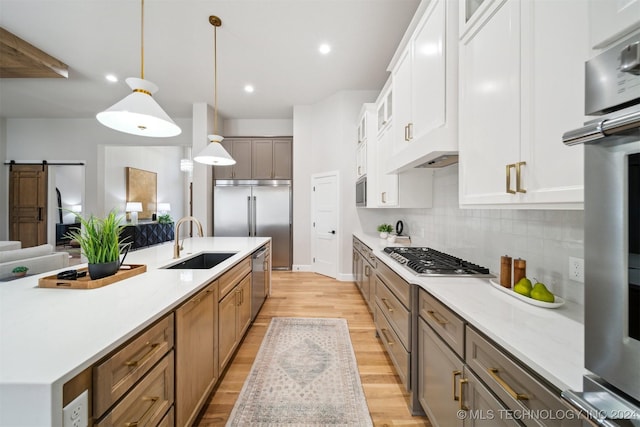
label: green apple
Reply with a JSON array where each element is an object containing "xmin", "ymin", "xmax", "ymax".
[
  {"xmin": 530, "ymin": 282, "xmax": 555, "ymax": 303},
  {"xmin": 513, "ymin": 277, "xmax": 532, "ymax": 297}
]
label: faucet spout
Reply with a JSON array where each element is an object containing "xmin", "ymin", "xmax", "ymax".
[{"xmin": 173, "ymin": 216, "xmax": 204, "ymax": 258}]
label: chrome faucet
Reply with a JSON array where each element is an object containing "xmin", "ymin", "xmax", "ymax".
[{"xmin": 174, "ymin": 216, "xmax": 204, "ymax": 258}]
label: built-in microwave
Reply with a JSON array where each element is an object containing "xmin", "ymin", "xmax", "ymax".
[{"xmin": 356, "ymin": 176, "xmax": 367, "ymax": 207}]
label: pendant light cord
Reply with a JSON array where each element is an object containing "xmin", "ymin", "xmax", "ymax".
[
  {"xmin": 140, "ymin": 0, "xmax": 145, "ymax": 79},
  {"xmin": 213, "ymin": 22, "xmax": 218, "ymax": 134}
]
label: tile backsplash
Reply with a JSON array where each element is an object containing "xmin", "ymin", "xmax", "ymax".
[{"xmin": 357, "ymin": 164, "xmax": 585, "ymax": 304}]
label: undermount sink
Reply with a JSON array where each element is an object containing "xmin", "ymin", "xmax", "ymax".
[{"xmin": 164, "ymin": 252, "xmax": 237, "ymax": 269}]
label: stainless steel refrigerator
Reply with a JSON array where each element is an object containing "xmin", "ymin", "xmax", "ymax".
[{"xmin": 213, "ymin": 180, "xmax": 292, "ymax": 269}]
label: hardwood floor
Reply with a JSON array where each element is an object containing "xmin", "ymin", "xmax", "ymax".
[{"xmin": 195, "ymin": 271, "xmax": 431, "ymax": 427}]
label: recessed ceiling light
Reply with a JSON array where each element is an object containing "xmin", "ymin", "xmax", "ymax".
[
  {"xmin": 105, "ymin": 74, "xmax": 118, "ymax": 83},
  {"xmin": 319, "ymin": 43, "xmax": 331, "ymax": 55},
  {"xmin": 244, "ymin": 85, "xmax": 254, "ymax": 93}
]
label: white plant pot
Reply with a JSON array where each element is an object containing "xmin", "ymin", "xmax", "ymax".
[{"xmin": 379, "ymin": 232, "xmax": 389, "ymax": 239}]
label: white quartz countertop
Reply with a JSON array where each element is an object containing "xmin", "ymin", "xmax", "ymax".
[
  {"xmin": 0, "ymin": 236, "xmax": 269, "ymax": 426},
  {"xmin": 354, "ymin": 232, "xmax": 587, "ymax": 393}
]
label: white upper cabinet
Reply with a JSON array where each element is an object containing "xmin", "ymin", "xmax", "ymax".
[
  {"xmin": 377, "ymin": 85, "xmax": 393, "ymax": 134},
  {"xmin": 356, "ymin": 105, "xmax": 372, "ymax": 179},
  {"xmin": 458, "ymin": 0, "xmax": 588, "ymax": 209},
  {"xmin": 590, "ymin": 0, "xmax": 640, "ymax": 50},
  {"xmin": 354, "ymin": 97, "xmax": 432, "ymax": 209},
  {"xmin": 356, "ymin": 142, "xmax": 367, "ymax": 178},
  {"xmin": 357, "ymin": 111, "xmax": 368, "ymax": 144},
  {"xmin": 387, "ymin": 0, "xmax": 458, "ymax": 173}
]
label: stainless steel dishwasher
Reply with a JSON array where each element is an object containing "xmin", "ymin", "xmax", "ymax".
[{"xmin": 251, "ymin": 247, "xmax": 268, "ymax": 321}]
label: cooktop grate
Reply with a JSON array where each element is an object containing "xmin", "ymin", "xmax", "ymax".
[{"xmin": 383, "ymin": 247, "xmax": 493, "ymax": 277}]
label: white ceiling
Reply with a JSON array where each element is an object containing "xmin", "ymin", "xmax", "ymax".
[{"xmin": 0, "ymin": 0, "xmax": 420, "ymax": 121}]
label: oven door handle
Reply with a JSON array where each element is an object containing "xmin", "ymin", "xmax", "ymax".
[
  {"xmin": 563, "ymin": 110, "xmax": 640, "ymax": 146},
  {"xmin": 561, "ymin": 390, "xmax": 624, "ymax": 427}
]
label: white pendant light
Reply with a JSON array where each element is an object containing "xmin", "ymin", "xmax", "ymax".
[
  {"xmin": 194, "ymin": 15, "xmax": 235, "ymax": 166},
  {"xmin": 96, "ymin": 0, "xmax": 181, "ymax": 138}
]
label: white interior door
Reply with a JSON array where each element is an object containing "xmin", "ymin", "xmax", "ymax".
[{"xmin": 311, "ymin": 172, "xmax": 338, "ymax": 278}]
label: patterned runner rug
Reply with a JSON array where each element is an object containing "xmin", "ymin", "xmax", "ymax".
[{"xmin": 226, "ymin": 317, "xmax": 373, "ymax": 426}]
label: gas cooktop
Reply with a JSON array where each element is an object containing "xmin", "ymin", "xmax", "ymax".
[{"xmin": 383, "ymin": 247, "xmax": 494, "ymax": 277}]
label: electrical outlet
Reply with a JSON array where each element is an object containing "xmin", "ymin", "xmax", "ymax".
[
  {"xmin": 569, "ymin": 257, "xmax": 584, "ymax": 283},
  {"xmin": 63, "ymin": 390, "xmax": 88, "ymax": 427}
]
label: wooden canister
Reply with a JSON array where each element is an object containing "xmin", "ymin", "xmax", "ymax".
[
  {"xmin": 500, "ymin": 255, "xmax": 512, "ymax": 288},
  {"xmin": 513, "ymin": 258, "xmax": 526, "ymax": 285}
]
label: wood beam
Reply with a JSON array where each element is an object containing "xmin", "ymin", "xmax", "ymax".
[{"xmin": 0, "ymin": 27, "xmax": 69, "ymax": 78}]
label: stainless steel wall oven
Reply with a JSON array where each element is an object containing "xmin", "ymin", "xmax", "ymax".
[{"xmin": 562, "ymin": 32, "xmax": 640, "ymax": 426}]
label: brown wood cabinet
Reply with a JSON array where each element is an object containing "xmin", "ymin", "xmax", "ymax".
[
  {"xmin": 218, "ymin": 273, "xmax": 252, "ymax": 372},
  {"xmin": 252, "ymin": 139, "xmax": 292, "ymax": 179},
  {"xmin": 214, "ymin": 138, "xmax": 292, "ymax": 181},
  {"xmin": 93, "ymin": 314, "xmax": 174, "ymax": 420},
  {"xmin": 374, "ymin": 260, "xmax": 412, "ymax": 391},
  {"xmin": 95, "ymin": 351, "xmax": 174, "ymax": 427},
  {"xmin": 216, "ymin": 139, "xmax": 252, "ymax": 179},
  {"xmin": 175, "ymin": 281, "xmax": 218, "ymax": 427}
]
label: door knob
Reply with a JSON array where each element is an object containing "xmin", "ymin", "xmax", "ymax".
[{"xmin": 330, "ymin": 230, "xmax": 336, "ymax": 234}]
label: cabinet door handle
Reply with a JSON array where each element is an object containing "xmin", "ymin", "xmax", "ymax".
[
  {"xmin": 516, "ymin": 161, "xmax": 526, "ymax": 193},
  {"xmin": 459, "ymin": 378, "xmax": 469, "ymax": 411},
  {"xmin": 506, "ymin": 164, "xmax": 517, "ymax": 194},
  {"xmin": 427, "ymin": 310, "xmax": 448, "ymax": 325},
  {"xmin": 358, "ymin": 166, "xmax": 362, "ymax": 175},
  {"xmin": 381, "ymin": 298, "xmax": 394, "ymax": 313},
  {"xmin": 488, "ymin": 367, "xmax": 529, "ymax": 400},
  {"xmin": 124, "ymin": 342, "xmax": 160, "ymax": 367},
  {"xmin": 364, "ymin": 265, "xmax": 370, "ymax": 277},
  {"xmin": 404, "ymin": 125, "xmax": 410, "ymax": 141},
  {"xmin": 124, "ymin": 395, "xmax": 159, "ymax": 427},
  {"xmin": 452, "ymin": 370, "xmax": 462, "ymax": 401},
  {"xmin": 408, "ymin": 122, "xmax": 413, "ymax": 140},
  {"xmin": 380, "ymin": 328, "xmax": 394, "ymax": 346}
]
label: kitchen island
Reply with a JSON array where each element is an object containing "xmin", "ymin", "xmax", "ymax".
[{"xmin": 0, "ymin": 236, "xmax": 269, "ymax": 426}]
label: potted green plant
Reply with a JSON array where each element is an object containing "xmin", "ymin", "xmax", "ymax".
[
  {"xmin": 11, "ymin": 266, "xmax": 28, "ymax": 278},
  {"xmin": 66, "ymin": 210, "xmax": 129, "ymax": 280},
  {"xmin": 157, "ymin": 214, "xmax": 173, "ymax": 224},
  {"xmin": 377, "ymin": 223, "xmax": 393, "ymax": 239}
]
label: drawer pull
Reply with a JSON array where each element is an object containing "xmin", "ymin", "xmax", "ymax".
[
  {"xmin": 459, "ymin": 378, "xmax": 469, "ymax": 411},
  {"xmin": 381, "ymin": 298, "xmax": 394, "ymax": 313},
  {"xmin": 124, "ymin": 342, "xmax": 160, "ymax": 367},
  {"xmin": 380, "ymin": 328, "xmax": 394, "ymax": 346},
  {"xmin": 124, "ymin": 395, "xmax": 159, "ymax": 426},
  {"xmin": 427, "ymin": 310, "xmax": 448, "ymax": 325},
  {"xmin": 192, "ymin": 289, "xmax": 213, "ymax": 305},
  {"xmin": 452, "ymin": 370, "xmax": 462, "ymax": 401},
  {"xmin": 488, "ymin": 368, "xmax": 529, "ymax": 400}
]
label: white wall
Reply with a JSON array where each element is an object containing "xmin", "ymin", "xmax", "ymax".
[
  {"xmin": 224, "ymin": 119, "xmax": 293, "ymax": 136},
  {"xmin": 292, "ymin": 105, "xmax": 313, "ymax": 270},
  {"xmin": 357, "ymin": 164, "xmax": 585, "ymax": 304},
  {"xmin": 103, "ymin": 146, "xmax": 185, "ymax": 221},
  {"xmin": 5, "ymin": 117, "xmax": 192, "ymax": 218},
  {"xmin": 293, "ymin": 90, "xmax": 378, "ymax": 278},
  {"xmin": 0, "ymin": 118, "xmax": 7, "ymax": 240}
]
